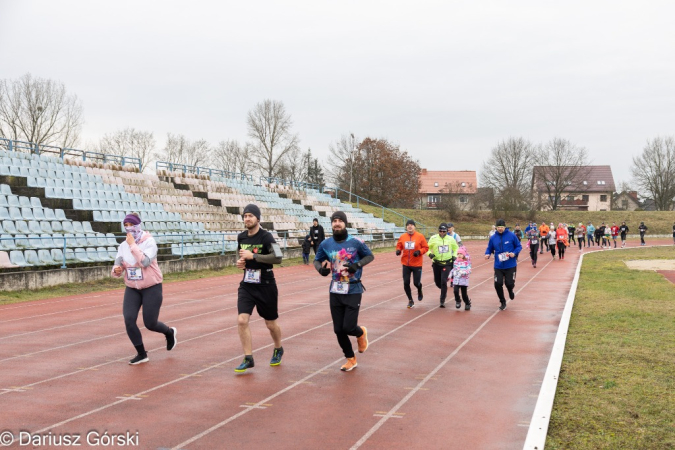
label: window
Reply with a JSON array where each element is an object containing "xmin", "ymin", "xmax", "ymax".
[
  {"xmin": 428, "ymin": 195, "xmax": 440, "ymax": 203},
  {"xmin": 622, "ymin": 200, "xmax": 628, "ymax": 209},
  {"xmin": 461, "ymin": 182, "xmax": 466, "ymax": 187},
  {"xmin": 566, "ymin": 195, "xmax": 575, "ymax": 201},
  {"xmin": 582, "ymin": 195, "xmax": 589, "ymax": 202},
  {"xmin": 583, "ymin": 181, "xmax": 588, "ymax": 185},
  {"xmin": 600, "ymin": 195, "xmax": 607, "ymax": 202},
  {"xmin": 597, "ymin": 180, "xmax": 605, "ymax": 185},
  {"xmin": 434, "ymin": 182, "xmax": 438, "ymax": 187},
  {"xmin": 459, "ymin": 195, "xmax": 468, "ymax": 204}
]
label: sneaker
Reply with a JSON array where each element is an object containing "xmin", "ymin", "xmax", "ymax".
[
  {"xmin": 340, "ymin": 357, "xmax": 358, "ymax": 372},
  {"xmin": 129, "ymin": 353, "xmax": 149, "ymax": 365},
  {"xmin": 465, "ymin": 302, "xmax": 471, "ymax": 311},
  {"xmin": 234, "ymin": 357, "xmax": 255, "ymax": 373},
  {"xmin": 417, "ymin": 287, "xmax": 423, "ymax": 301},
  {"xmin": 407, "ymin": 300, "xmax": 414, "ymax": 309},
  {"xmin": 439, "ymin": 302, "xmax": 446, "ymax": 308},
  {"xmin": 499, "ymin": 301, "xmax": 507, "ymax": 311},
  {"xmin": 357, "ymin": 326, "xmax": 368, "ymax": 353},
  {"xmin": 270, "ymin": 347, "xmax": 284, "ymax": 366},
  {"xmin": 166, "ymin": 327, "xmax": 177, "ymax": 351},
  {"xmin": 533, "ymin": 263, "xmax": 537, "ymax": 268},
  {"xmin": 455, "ymin": 301, "xmax": 461, "ymax": 309},
  {"xmin": 508, "ymin": 289, "xmax": 515, "ymax": 300}
]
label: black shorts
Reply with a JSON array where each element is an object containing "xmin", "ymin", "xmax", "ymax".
[{"xmin": 238, "ymin": 282, "xmax": 279, "ymax": 320}]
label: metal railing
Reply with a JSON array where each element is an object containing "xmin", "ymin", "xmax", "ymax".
[
  {"xmin": 259, "ymin": 175, "xmax": 322, "ymax": 191},
  {"xmin": 0, "ymin": 137, "xmax": 142, "ymax": 170},
  {"xmin": 155, "ymin": 161, "xmax": 254, "ymax": 182}
]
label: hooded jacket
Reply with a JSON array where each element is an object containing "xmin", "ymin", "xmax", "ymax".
[
  {"xmin": 485, "ymin": 228, "xmax": 522, "ymax": 270},
  {"xmin": 450, "ymin": 257, "xmax": 471, "ymax": 286},
  {"xmin": 396, "ymin": 231, "xmax": 429, "ymax": 267},
  {"xmin": 112, "ymin": 232, "xmax": 163, "ymax": 290},
  {"xmin": 539, "ymin": 224, "xmax": 550, "ymax": 237}
]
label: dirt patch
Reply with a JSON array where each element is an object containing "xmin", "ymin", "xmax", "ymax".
[{"xmin": 624, "ymin": 259, "xmax": 675, "ymax": 271}]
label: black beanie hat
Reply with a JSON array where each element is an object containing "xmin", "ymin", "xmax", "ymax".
[
  {"xmin": 406, "ymin": 219, "xmax": 416, "ymax": 226},
  {"xmin": 438, "ymin": 222, "xmax": 448, "ymax": 231},
  {"xmin": 243, "ymin": 204, "xmax": 261, "ymax": 221},
  {"xmin": 495, "ymin": 218, "xmax": 506, "ymax": 227},
  {"xmin": 330, "ymin": 211, "xmax": 348, "ymax": 224}
]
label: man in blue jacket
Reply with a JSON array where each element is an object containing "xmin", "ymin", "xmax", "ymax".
[{"xmin": 484, "ymin": 218, "xmax": 522, "ymax": 311}]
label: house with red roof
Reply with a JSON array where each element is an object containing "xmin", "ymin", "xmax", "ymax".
[
  {"xmin": 418, "ymin": 169, "xmax": 478, "ymax": 209},
  {"xmin": 531, "ymin": 165, "xmax": 616, "ymax": 211}
]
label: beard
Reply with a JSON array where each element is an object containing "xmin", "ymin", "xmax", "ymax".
[
  {"xmin": 332, "ymin": 227, "xmax": 348, "ymax": 241},
  {"xmin": 245, "ymin": 221, "xmax": 258, "ymax": 230}
]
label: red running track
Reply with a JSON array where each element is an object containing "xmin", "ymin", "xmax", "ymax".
[{"xmin": 0, "ymin": 239, "xmax": 663, "ymax": 449}]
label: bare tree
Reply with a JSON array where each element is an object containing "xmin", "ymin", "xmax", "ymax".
[
  {"xmin": 211, "ymin": 139, "xmax": 251, "ymax": 175},
  {"xmin": 327, "ymin": 133, "xmax": 359, "ymax": 186},
  {"xmin": 480, "ymin": 137, "xmax": 536, "ymax": 212},
  {"xmin": 246, "ymin": 100, "xmax": 299, "ymax": 178},
  {"xmin": 162, "ymin": 133, "xmax": 210, "ymax": 168},
  {"xmin": 97, "ymin": 127, "xmax": 156, "ymax": 171},
  {"xmin": 533, "ymin": 138, "xmax": 592, "ymax": 210},
  {"xmin": 631, "ymin": 136, "xmax": 675, "ymax": 211},
  {"xmin": 0, "ymin": 73, "xmax": 83, "ymax": 148}
]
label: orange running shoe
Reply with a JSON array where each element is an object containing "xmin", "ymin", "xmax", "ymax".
[
  {"xmin": 340, "ymin": 357, "xmax": 358, "ymax": 372},
  {"xmin": 357, "ymin": 326, "xmax": 368, "ymax": 353}
]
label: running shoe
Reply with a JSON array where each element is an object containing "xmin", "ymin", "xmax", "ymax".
[
  {"xmin": 270, "ymin": 347, "xmax": 284, "ymax": 366},
  {"xmin": 455, "ymin": 301, "xmax": 461, "ymax": 309},
  {"xmin": 129, "ymin": 353, "xmax": 149, "ymax": 365},
  {"xmin": 499, "ymin": 301, "xmax": 507, "ymax": 311},
  {"xmin": 439, "ymin": 302, "xmax": 446, "ymax": 308},
  {"xmin": 340, "ymin": 357, "xmax": 358, "ymax": 372},
  {"xmin": 465, "ymin": 301, "xmax": 471, "ymax": 311},
  {"xmin": 417, "ymin": 286, "xmax": 423, "ymax": 301},
  {"xmin": 166, "ymin": 327, "xmax": 177, "ymax": 351},
  {"xmin": 357, "ymin": 326, "xmax": 368, "ymax": 353},
  {"xmin": 234, "ymin": 357, "xmax": 255, "ymax": 373},
  {"xmin": 407, "ymin": 300, "xmax": 414, "ymax": 309},
  {"xmin": 508, "ymin": 289, "xmax": 515, "ymax": 300}
]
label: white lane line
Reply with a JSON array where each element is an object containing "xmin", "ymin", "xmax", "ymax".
[{"xmin": 349, "ymin": 257, "xmax": 552, "ymax": 450}]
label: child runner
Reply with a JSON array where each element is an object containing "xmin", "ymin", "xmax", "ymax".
[
  {"xmin": 112, "ymin": 213, "xmax": 177, "ymax": 365},
  {"xmin": 301, "ymin": 235, "xmax": 312, "ymax": 265},
  {"xmin": 450, "ymin": 247, "xmax": 472, "ymax": 310}
]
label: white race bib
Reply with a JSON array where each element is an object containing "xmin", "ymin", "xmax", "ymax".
[
  {"xmin": 404, "ymin": 241, "xmax": 415, "ymax": 250},
  {"xmin": 244, "ymin": 269, "xmax": 261, "ymax": 284},
  {"xmin": 438, "ymin": 245, "xmax": 449, "ymax": 254},
  {"xmin": 330, "ymin": 280, "xmax": 350, "ymax": 294},
  {"xmin": 530, "ymin": 239, "xmax": 538, "ymax": 245},
  {"xmin": 498, "ymin": 253, "xmax": 510, "ymax": 262},
  {"xmin": 126, "ymin": 267, "xmax": 143, "ymax": 281}
]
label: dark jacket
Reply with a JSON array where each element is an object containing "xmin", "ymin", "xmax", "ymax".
[
  {"xmin": 302, "ymin": 236, "xmax": 312, "ymax": 253},
  {"xmin": 485, "ymin": 228, "xmax": 522, "ymax": 270},
  {"xmin": 309, "ymin": 225, "xmax": 325, "ymax": 245}
]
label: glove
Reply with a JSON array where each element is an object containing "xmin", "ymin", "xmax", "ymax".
[
  {"xmin": 413, "ymin": 250, "xmax": 420, "ymax": 257},
  {"xmin": 319, "ymin": 267, "xmax": 331, "ymax": 277},
  {"xmin": 428, "ymin": 253, "xmax": 435, "ymax": 259},
  {"xmin": 396, "ymin": 250, "xmax": 401, "ymax": 256},
  {"xmin": 347, "ymin": 262, "xmax": 360, "ymax": 274}
]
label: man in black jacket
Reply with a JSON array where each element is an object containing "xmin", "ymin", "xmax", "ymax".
[{"xmin": 309, "ymin": 218, "xmax": 326, "ymax": 255}]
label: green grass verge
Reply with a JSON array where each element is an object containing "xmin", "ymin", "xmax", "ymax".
[
  {"xmin": 352, "ymin": 204, "xmax": 675, "ymax": 236},
  {"xmin": 546, "ymin": 247, "xmax": 675, "ymax": 449},
  {"xmin": 0, "ymin": 246, "xmax": 395, "ymax": 306}
]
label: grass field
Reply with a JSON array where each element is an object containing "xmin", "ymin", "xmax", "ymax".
[
  {"xmin": 546, "ymin": 247, "xmax": 675, "ymax": 449},
  {"xmin": 354, "ymin": 204, "xmax": 675, "ymax": 237}
]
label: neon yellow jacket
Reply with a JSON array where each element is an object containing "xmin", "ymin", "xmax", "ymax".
[{"xmin": 427, "ymin": 234, "xmax": 459, "ymax": 264}]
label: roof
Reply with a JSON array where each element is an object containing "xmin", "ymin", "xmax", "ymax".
[
  {"xmin": 532, "ymin": 165, "xmax": 615, "ymax": 193},
  {"xmin": 419, "ymin": 169, "xmax": 477, "ymax": 194}
]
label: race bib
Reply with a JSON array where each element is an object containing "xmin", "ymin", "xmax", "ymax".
[
  {"xmin": 330, "ymin": 280, "xmax": 350, "ymax": 294},
  {"xmin": 530, "ymin": 239, "xmax": 538, "ymax": 245},
  {"xmin": 498, "ymin": 253, "xmax": 510, "ymax": 262},
  {"xmin": 404, "ymin": 241, "xmax": 415, "ymax": 250},
  {"xmin": 126, "ymin": 267, "xmax": 143, "ymax": 281},
  {"xmin": 244, "ymin": 269, "xmax": 261, "ymax": 284},
  {"xmin": 438, "ymin": 245, "xmax": 449, "ymax": 254}
]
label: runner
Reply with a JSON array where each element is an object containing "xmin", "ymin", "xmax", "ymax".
[
  {"xmin": 576, "ymin": 222, "xmax": 586, "ymax": 251},
  {"xmin": 594, "ymin": 222, "xmax": 604, "ymax": 248},
  {"xmin": 513, "ymin": 223, "xmax": 523, "ymax": 261},
  {"xmin": 309, "ymin": 218, "xmax": 325, "ymax": 255},
  {"xmin": 603, "ymin": 223, "xmax": 611, "ymax": 248},
  {"xmin": 539, "ymin": 221, "xmax": 550, "ymax": 254},
  {"xmin": 525, "ymin": 221, "xmax": 539, "ymax": 268},
  {"xmin": 548, "ymin": 226, "xmax": 557, "ymax": 259},
  {"xmin": 639, "ymin": 221, "xmax": 648, "ymax": 246},
  {"xmin": 619, "ymin": 221, "xmax": 629, "ymax": 247},
  {"xmin": 314, "ymin": 211, "xmax": 374, "ymax": 372},
  {"xmin": 488, "ymin": 225, "xmax": 496, "ymax": 239},
  {"xmin": 112, "ymin": 213, "xmax": 177, "ymax": 365},
  {"xmin": 556, "ymin": 223, "xmax": 569, "ymax": 260},
  {"xmin": 427, "ymin": 223, "xmax": 459, "ymax": 308},
  {"xmin": 586, "ymin": 222, "xmax": 595, "ymax": 247},
  {"xmin": 484, "ymin": 219, "xmax": 522, "ymax": 311},
  {"xmin": 233, "ymin": 204, "xmax": 284, "ymax": 373},
  {"xmin": 447, "ymin": 222, "xmax": 462, "ymax": 246},
  {"xmin": 450, "ymin": 247, "xmax": 472, "ymax": 310},
  {"xmin": 610, "ymin": 223, "xmax": 619, "ymax": 248},
  {"xmin": 568, "ymin": 222, "xmax": 576, "ymax": 246},
  {"xmin": 396, "ymin": 220, "xmax": 429, "ymax": 309}
]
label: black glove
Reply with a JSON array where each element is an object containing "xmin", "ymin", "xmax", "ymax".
[
  {"xmin": 396, "ymin": 250, "xmax": 401, "ymax": 256},
  {"xmin": 319, "ymin": 267, "xmax": 331, "ymax": 276},
  {"xmin": 428, "ymin": 253, "xmax": 435, "ymax": 259},
  {"xmin": 347, "ymin": 262, "xmax": 360, "ymax": 274},
  {"xmin": 413, "ymin": 250, "xmax": 420, "ymax": 257}
]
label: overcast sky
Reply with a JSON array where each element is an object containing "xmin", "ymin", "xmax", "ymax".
[{"xmin": 2, "ymin": 1, "xmax": 674, "ymax": 185}]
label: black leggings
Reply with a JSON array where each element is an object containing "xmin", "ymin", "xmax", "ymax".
[
  {"xmin": 402, "ymin": 265, "xmax": 422, "ymax": 300},
  {"xmin": 540, "ymin": 237, "xmax": 548, "ymax": 252},
  {"xmin": 557, "ymin": 241, "xmax": 565, "ymax": 258},
  {"xmin": 569, "ymin": 234, "xmax": 576, "ymax": 244},
  {"xmin": 329, "ymin": 293, "xmax": 364, "ymax": 358},
  {"xmin": 550, "ymin": 242, "xmax": 556, "ymax": 257},
  {"xmin": 494, "ymin": 267, "xmax": 516, "ymax": 302},
  {"xmin": 640, "ymin": 232, "xmax": 645, "ymax": 244},
  {"xmin": 578, "ymin": 236, "xmax": 585, "ymax": 249},
  {"xmin": 453, "ymin": 285, "xmax": 470, "ymax": 304},
  {"xmin": 432, "ymin": 262, "xmax": 451, "ymax": 301},
  {"xmin": 123, "ymin": 284, "xmax": 170, "ymax": 347},
  {"xmin": 529, "ymin": 243, "xmax": 538, "ymax": 264}
]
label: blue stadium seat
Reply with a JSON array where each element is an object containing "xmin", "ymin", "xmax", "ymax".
[
  {"xmin": 86, "ymin": 247, "xmax": 101, "ymax": 261},
  {"xmin": 74, "ymin": 233, "xmax": 87, "ymax": 247},
  {"xmin": 50, "ymin": 248, "xmax": 64, "ymax": 265},
  {"xmin": 2, "ymin": 220, "xmax": 16, "ymax": 234},
  {"xmin": 44, "ymin": 208, "xmax": 57, "ymax": 221},
  {"xmin": 74, "ymin": 248, "xmax": 91, "ymax": 262},
  {"xmin": 40, "ymin": 221, "xmax": 53, "ymax": 234},
  {"xmin": 7, "ymin": 195, "xmax": 19, "ymax": 207},
  {"xmin": 14, "ymin": 234, "xmax": 29, "ymax": 248},
  {"xmin": 51, "ymin": 220, "xmax": 63, "ymax": 233},
  {"xmin": 15, "ymin": 220, "xmax": 29, "ymax": 234},
  {"xmin": 0, "ymin": 234, "xmax": 16, "ymax": 250},
  {"xmin": 19, "ymin": 196, "xmax": 31, "ymax": 208},
  {"xmin": 107, "ymin": 247, "xmax": 117, "ymax": 260},
  {"xmin": 28, "ymin": 221, "xmax": 41, "ymax": 234},
  {"xmin": 0, "ymin": 196, "xmax": 7, "ymax": 208},
  {"xmin": 0, "ymin": 207, "xmax": 9, "ymax": 221},
  {"xmin": 21, "ymin": 207, "xmax": 35, "ymax": 221},
  {"xmin": 9, "ymin": 250, "xmax": 30, "ymax": 267},
  {"xmin": 55, "ymin": 209, "xmax": 68, "ymax": 221},
  {"xmin": 24, "ymin": 249, "xmax": 42, "ymax": 265}
]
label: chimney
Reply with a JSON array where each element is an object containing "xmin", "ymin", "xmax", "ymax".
[{"xmin": 421, "ymin": 168, "xmax": 427, "ymax": 175}]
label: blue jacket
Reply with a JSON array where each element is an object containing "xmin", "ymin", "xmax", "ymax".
[{"xmin": 485, "ymin": 228, "xmax": 522, "ymax": 269}]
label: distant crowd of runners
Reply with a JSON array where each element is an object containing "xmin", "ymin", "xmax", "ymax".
[{"xmin": 110, "ymin": 207, "xmax": 666, "ymax": 374}]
